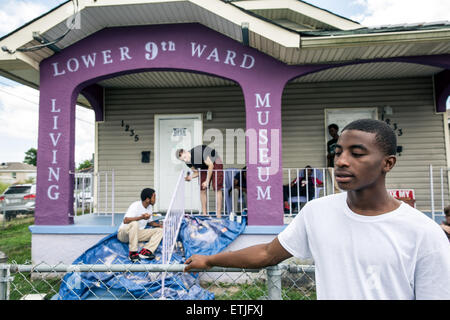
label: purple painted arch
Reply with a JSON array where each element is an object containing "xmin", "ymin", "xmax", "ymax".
[{"xmin": 35, "ymin": 23, "xmax": 321, "ymax": 226}]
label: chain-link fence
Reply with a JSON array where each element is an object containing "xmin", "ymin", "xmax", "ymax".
[{"xmin": 0, "ymin": 259, "xmax": 316, "ymax": 300}]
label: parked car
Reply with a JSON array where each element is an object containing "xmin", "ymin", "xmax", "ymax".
[{"xmin": 0, "ymin": 184, "xmax": 36, "ymax": 220}]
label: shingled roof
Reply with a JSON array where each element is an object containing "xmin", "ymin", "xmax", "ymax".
[{"xmin": 0, "ymin": 162, "xmax": 36, "ymax": 172}]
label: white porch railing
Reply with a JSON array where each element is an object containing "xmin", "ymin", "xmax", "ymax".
[
  {"xmin": 282, "ymin": 167, "xmax": 337, "ymax": 216},
  {"xmin": 187, "ymin": 168, "xmax": 247, "ymax": 220},
  {"xmin": 73, "ymin": 170, "xmax": 115, "ymax": 225},
  {"xmin": 190, "ymin": 167, "xmax": 338, "ymax": 218},
  {"xmin": 71, "ymin": 165, "xmax": 448, "ymax": 225},
  {"xmin": 429, "ymin": 165, "xmax": 448, "ymax": 222}
]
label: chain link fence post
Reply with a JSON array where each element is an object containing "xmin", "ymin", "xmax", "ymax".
[
  {"xmin": 0, "ymin": 251, "xmax": 11, "ymax": 300},
  {"xmin": 266, "ymin": 265, "xmax": 282, "ymax": 300}
]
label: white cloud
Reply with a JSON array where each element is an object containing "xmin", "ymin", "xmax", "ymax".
[
  {"xmin": 0, "ymin": 1, "xmax": 51, "ymax": 35},
  {"xmin": 0, "ymin": 82, "xmax": 95, "ymax": 166},
  {"xmin": 352, "ymin": 0, "xmax": 450, "ymax": 27},
  {"xmin": 75, "ymin": 106, "xmax": 95, "ymax": 166},
  {"xmin": 0, "ymin": 84, "xmax": 39, "ymax": 141},
  {"xmin": 0, "ymin": 0, "xmax": 94, "ymax": 166}
]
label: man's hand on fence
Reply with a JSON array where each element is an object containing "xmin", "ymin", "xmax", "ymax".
[{"xmin": 184, "ymin": 254, "xmax": 212, "ymax": 272}]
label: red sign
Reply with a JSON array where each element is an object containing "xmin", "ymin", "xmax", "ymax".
[
  {"xmin": 388, "ymin": 189, "xmax": 415, "ymax": 199},
  {"xmin": 388, "ymin": 189, "xmax": 415, "ymax": 208}
]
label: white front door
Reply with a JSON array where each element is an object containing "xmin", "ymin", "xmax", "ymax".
[{"xmin": 155, "ymin": 114, "xmax": 203, "ymax": 211}]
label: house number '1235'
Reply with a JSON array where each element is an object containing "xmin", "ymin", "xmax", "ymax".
[{"xmin": 121, "ymin": 120, "xmax": 139, "ymax": 142}]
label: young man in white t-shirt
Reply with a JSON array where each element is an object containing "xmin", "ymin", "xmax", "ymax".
[
  {"xmin": 184, "ymin": 119, "xmax": 450, "ymax": 300},
  {"xmin": 117, "ymin": 188, "xmax": 163, "ymax": 262}
]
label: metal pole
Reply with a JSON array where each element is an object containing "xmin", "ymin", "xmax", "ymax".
[
  {"xmin": 322, "ymin": 168, "xmax": 326, "ymax": 197},
  {"xmin": 81, "ymin": 174, "xmax": 86, "ymax": 215},
  {"xmin": 112, "ymin": 169, "xmax": 115, "ymax": 227},
  {"xmin": 0, "ymin": 252, "xmax": 10, "ymax": 300},
  {"xmin": 331, "ymin": 167, "xmax": 335, "ymax": 194},
  {"xmin": 288, "ymin": 169, "xmax": 292, "ymax": 216},
  {"xmin": 96, "ymin": 172, "xmax": 100, "ymax": 214},
  {"xmin": 90, "ymin": 172, "xmax": 94, "ymax": 214},
  {"xmin": 296, "ymin": 168, "xmax": 300, "ymax": 214},
  {"xmin": 2, "ymin": 197, "xmax": 5, "ymax": 228},
  {"xmin": 74, "ymin": 173, "xmax": 78, "ymax": 214},
  {"xmin": 266, "ymin": 265, "xmax": 282, "ymax": 300},
  {"xmin": 440, "ymin": 167, "xmax": 444, "ymax": 214},
  {"xmin": 213, "ymin": 170, "xmax": 222, "ymax": 217},
  {"xmin": 305, "ymin": 169, "xmax": 309, "ymax": 203},
  {"xmin": 239, "ymin": 169, "xmax": 243, "ymax": 213},
  {"xmin": 430, "ymin": 165, "xmax": 435, "ymax": 221},
  {"xmin": 231, "ymin": 169, "xmax": 235, "ymax": 215},
  {"xmin": 206, "ymin": 170, "xmax": 209, "ymax": 216},
  {"xmin": 9, "ymin": 263, "xmax": 261, "ymax": 274},
  {"xmin": 222, "ymin": 169, "xmax": 226, "ymax": 219},
  {"xmin": 313, "ymin": 168, "xmax": 317, "ymax": 199},
  {"xmin": 105, "ymin": 172, "xmax": 108, "ymax": 215}
]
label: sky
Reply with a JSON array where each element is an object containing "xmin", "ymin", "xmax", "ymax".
[{"xmin": 0, "ymin": 0, "xmax": 450, "ymax": 166}]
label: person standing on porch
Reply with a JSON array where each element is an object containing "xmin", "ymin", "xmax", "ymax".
[
  {"xmin": 177, "ymin": 145, "xmax": 224, "ymax": 218},
  {"xmin": 117, "ymin": 188, "xmax": 163, "ymax": 263},
  {"xmin": 327, "ymin": 123, "xmax": 340, "ymax": 194},
  {"xmin": 184, "ymin": 119, "xmax": 450, "ymax": 300}
]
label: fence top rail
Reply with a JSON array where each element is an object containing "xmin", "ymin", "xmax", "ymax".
[
  {"xmin": 3, "ymin": 263, "xmax": 262, "ymax": 274},
  {"xmin": 3, "ymin": 263, "xmax": 315, "ymax": 274}
]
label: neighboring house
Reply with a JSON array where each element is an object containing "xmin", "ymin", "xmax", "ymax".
[
  {"xmin": 0, "ymin": 162, "xmax": 36, "ymax": 185},
  {"xmin": 0, "ymin": 0, "xmax": 449, "ymax": 228}
]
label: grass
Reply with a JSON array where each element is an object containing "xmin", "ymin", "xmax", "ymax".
[
  {"xmin": 0, "ymin": 182, "xmax": 10, "ymax": 194},
  {"xmin": 0, "ymin": 216, "xmax": 61, "ymax": 300},
  {"xmin": 0, "ymin": 216, "xmax": 316, "ymax": 300},
  {"xmin": 205, "ymin": 281, "xmax": 316, "ymax": 300},
  {"xmin": 0, "ymin": 216, "xmax": 34, "ymax": 264}
]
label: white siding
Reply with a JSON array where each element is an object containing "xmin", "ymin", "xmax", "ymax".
[{"xmin": 97, "ymin": 77, "xmax": 448, "ymax": 212}]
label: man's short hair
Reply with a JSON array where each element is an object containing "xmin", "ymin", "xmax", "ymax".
[
  {"xmin": 141, "ymin": 188, "xmax": 155, "ymax": 201},
  {"xmin": 342, "ymin": 119, "xmax": 397, "ymax": 156},
  {"xmin": 445, "ymin": 205, "xmax": 450, "ymax": 216},
  {"xmin": 328, "ymin": 123, "xmax": 339, "ymax": 131},
  {"xmin": 175, "ymin": 148, "xmax": 185, "ymax": 160}
]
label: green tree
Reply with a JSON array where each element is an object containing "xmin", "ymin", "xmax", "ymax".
[
  {"xmin": 77, "ymin": 159, "xmax": 93, "ymax": 171},
  {"xmin": 23, "ymin": 148, "xmax": 37, "ymax": 166}
]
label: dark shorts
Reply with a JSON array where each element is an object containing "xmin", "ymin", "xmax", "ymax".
[{"xmin": 199, "ymin": 158, "xmax": 224, "ymax": 191}]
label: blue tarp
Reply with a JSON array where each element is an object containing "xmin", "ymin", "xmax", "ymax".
[
  {"xmin": 55, "ymin": 215, "xmax": 246, "ymax": 300},
  {"xmin": 179, "ymin": 215, "xmax": 247, "ymax": 258}
]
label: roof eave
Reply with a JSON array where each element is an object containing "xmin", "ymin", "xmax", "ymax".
[
  {"xmin": 233, "ymin": 0, "xmax": 361, "ymax": 31},
  {"xmin": 300, "ymin": 28, "xmax": 450, "ymax": 49}
]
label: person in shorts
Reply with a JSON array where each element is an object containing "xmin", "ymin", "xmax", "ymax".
[{"xmin": 177, "ymin": 145, "xmax": 224, "ymax": 218}]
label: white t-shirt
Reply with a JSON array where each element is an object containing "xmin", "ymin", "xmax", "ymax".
[
  {"xmin": 278, "ymin": 192, "xmax": 450, "ymax": 300},
  {"xmin": 119, "ymin": 200, "xmax": 153, "ymax": 230}
]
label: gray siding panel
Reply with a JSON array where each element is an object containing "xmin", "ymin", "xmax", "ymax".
[
  {"xmin": 281, "ymin": 77, "xmax": 448, "ymax": 211},
  {"xmin": 97, "ymin": 77, "xmax": 448, "ymax": 213},
  {"xmin": 98, "ymin": 86, "xmax": 246, "ymax": 212}
]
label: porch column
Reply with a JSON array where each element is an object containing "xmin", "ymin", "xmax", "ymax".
[
  {"xmin": 242, "ymin": 81, "xmax": 286, "ymax": 226},
  {"xmin": 34, "ymin": 80, "xmax": 77, "ymax": 225},
  {"xmin": 80, "ymin": 84, "xmax": 104, "ymax": 122},
  {"xmin": 434, "ymin": 70, "xmax": 450, "ymax": 112}
]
